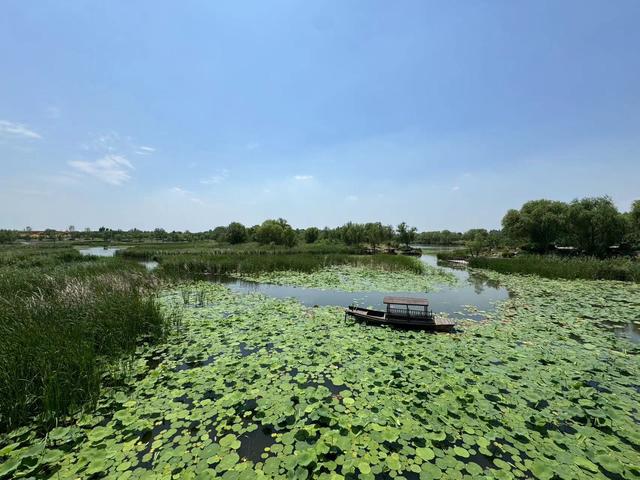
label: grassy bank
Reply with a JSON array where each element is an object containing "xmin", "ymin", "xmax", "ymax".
[
  {"xmin": 468, "ymin": 255, "xmax": 640, "ymax": 281},
  {"xmin": 0, "ymin": 252, "xmax": 167, "ymax": 432},
  {"xmin": 157, "ymin": 253, "xmax": 425, "ymax": 277},
  {"xmin": 117, "ymin": 241, "xmax": 361, "ymax": 261}
]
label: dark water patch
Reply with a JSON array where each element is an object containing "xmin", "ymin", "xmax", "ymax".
[
  {"xmin": 237, "ymin": 425, "xmax": 277, "ymax": 462},
  {"xmin": 174, "ymin": 359, "xmax": 203, "ymax": 371},
  {"xmin": 173, "ymin": 394, "xmax": 194, "ymax": 408},
  {"xmin": 465, "ymin": 452, "xmax": 494, "ymax": 469},
  {"xmin": 585, "ymin": 380, "xmax": 611, "ymax": 393},
  {"xmin": 320, "ymin": 377, "xmax": 345, "ymax": 395},
  {"xmin": 136, "ymin": 420, "xmax": 171, "ymax": 468}
]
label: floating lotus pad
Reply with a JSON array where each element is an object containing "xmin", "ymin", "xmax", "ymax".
[
  {"xmin": 1, "ymin": 270, "xmax": 639, "ymax": 479},
  {"xmin": 237, "ymin": 264, "xmax": 459, "ymax": 292}
]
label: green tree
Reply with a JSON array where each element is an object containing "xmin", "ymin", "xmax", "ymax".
[
  {"xmin": 340, "ymin": 222, "xmax": 366, "ymax": 246},
  {"xmin": 0, "ymin": 230, "xmax": 18, "ymax": 244},
  {"xmin": 566, "ymin": 196, "xmax": 626, "ymax": 256},
  {"xmin": 255, "ymin": 218, "xmax": 297, "ymax": 247},
  {"xmin": 467, "ymin": 233, "xmax": 492, "ymax": 257},
  {"xmin": 396, "ymin": 222, "xmax": 417, "ymax": 247},
  {"xmin": 501, "ymin": 199, "xmax": 569, "ymax": 251},
  {"xmin": 225, "ymin": 222, "xmax": 247, "ymax": 244},
  {"xmin": 628, "ymin": 200, "xmax": 640, "ymax": 244},
  {"xmin": 364, "ymin": 222, "xmax": 385, "ymax": 252},
  {"xmin": 304, "ymin": 227, "xmax": 320, "ymax": 244}
]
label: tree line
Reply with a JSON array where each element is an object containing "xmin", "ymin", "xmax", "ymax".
[
  {"xmin": 502, "ymin": 197, "xmax": 639, "ymax": 256},
  {"xmin": 2, "ymin": 196, "xmax": 638, "ymax": 256}
]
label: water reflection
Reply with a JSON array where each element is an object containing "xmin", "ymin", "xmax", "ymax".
[
  {"xmin": 212, "ymin": 254, "xmax": 510, "ymax": 321},
  {"xmin": 141, "ymin": 260, "xmax": 159, "ymax": 271},
  {"xmin": 78, "ymin": 246, "xmax": 120, "ymax": 257}
]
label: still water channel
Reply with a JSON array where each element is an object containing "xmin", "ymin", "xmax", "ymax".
[
  {"xmin": 212, "ymin": 253, "xmax": 509, "ymax": 321},
  {"xmin": 78, "ymin": 246, "xmax": 638, "ymax": 341}
]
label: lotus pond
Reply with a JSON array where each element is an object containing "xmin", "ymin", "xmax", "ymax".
[
  {"xmin": 216, "ymin": 256, "xmax": 508, "ymax": 321},
  {"xmin": 1, "ymin": 264, "xmax": 640, "ymax": 479}
]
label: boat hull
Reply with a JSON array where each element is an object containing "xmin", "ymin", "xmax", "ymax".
[{"xmin": 344, "ymin": 307, "xmax": 454, "ymax": 331}]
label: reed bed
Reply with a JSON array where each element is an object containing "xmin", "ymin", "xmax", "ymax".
[
  {"xmin": 157, "ymin": 253, "xmax": 425, "ymax": 278},
  {"xmin": 0, "ymin": 257, "xmax": 167, "ymax": 432},
  {"xmin": 117, "ymin": 241, "xmax": 361, "ymax": 261},
  {"xmin": 468, "ymin": 255, "xmax": 640, "ymax": 282}
]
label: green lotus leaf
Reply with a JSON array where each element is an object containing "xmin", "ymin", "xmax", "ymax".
[
  {"xmin": 427, "ymin": 432, "xmax": 446, "ymax": 442},
  {"xmin": 0, "ymin": 456, "xmax": 21, "ymax": 477},
  {"xmin": 219, "ymin": 434, "xmax": 241, "ymax": 450},
  {"xmin": 452, "ymin": 447, "xmax": 469, "ymax": 458},
  {"xmin": 297, "ymin": 449, "xmax": 317, "ymax": 467},
  {"xmin": 529, "ymin": 459, "xmax": 554, "ymax": 480},
  {"xmin": 387, "ymin": 453, "xmax": 402, "ymax": 471},
  {"xmin": 217, "ymin": 452, "xmax": 240, "ymax": 472},
  {"xmin": 574, "ymin": 456, "xmax": 599, "ymax": 473},
  {"xmin": 415, "ymin": 447, "xmax": 435, "ymax": 461},
  {"xmin": 594, "ymin": 454, "xmax": 623, "ymax": 474}
]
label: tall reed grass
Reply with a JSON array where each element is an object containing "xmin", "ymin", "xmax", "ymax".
[
  {"xmin": 117, "ymin": 241, "xmax": 361, "ymax": 261},
  {"xmin": 0, "ymin": 256, "xmax": 167, "ymax": 432},
  {"xmin": 468, "ymin": 255, "xmax": 640, "ymax": 282},
  {"xmin": 157, "ymin": 253, "xmax": 424, "ymax": 277}
]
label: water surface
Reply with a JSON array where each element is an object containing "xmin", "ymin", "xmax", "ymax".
[
  {"xmin": 212, "ymin": 253, "xmax": 509, "ymax": 320},
  {"xmin": 78, "ymin": 246, "xmax": 121, "ymax": 257}
]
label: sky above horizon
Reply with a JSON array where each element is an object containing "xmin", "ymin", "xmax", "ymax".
[{"xmin": 1, "ymin": 1, "xmax": 639, "ymax": 232}]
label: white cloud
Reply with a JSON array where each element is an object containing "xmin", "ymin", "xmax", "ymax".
[
  {"xmin": 294, "ymin": 175, "xmax": 313, "ymax": 181},
  {"xmin": 169, "ymin": 186, "xmax": 205, "ymax": 205},
  {"xmin": 136, "ymin": 146, "xmax": 156, "ymax": 155},
  {"xmin": 169, "ymin": 186, "xmax": 191, "ymax": 195},
  {"xmin": 451, "ymin": 185, "xmax": 460, "ymax": 191},
  {"xmin": 0, "ymin": 120, "xmax": 41, "ymax": 139},
  {"xmin": 68, "ymin": 154, "xmax": 134, "ymax": 186},
  {"xmin": 201, "ymin": 169, "xmax": 230, "ymax": 185}
]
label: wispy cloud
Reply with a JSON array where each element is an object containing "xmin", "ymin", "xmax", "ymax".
[
  {"xmin": 0, "ymin": 120, "xmax": 42, "ymax": 140},
  {"xmin": 294, "ymin": 174, "xmax": 313, "ymax": 181},
  {"xmin": 201, "ymin": 169, "xmax": 230, "ymax": 185},
  {"xmin": 451, "ymin": 185, "xmax": 460, "ymax": 191},
  {"xmin": 135, "ymin": 146, "xmax": 156, "ymax": 155},
  {"xmin": 68, "ymin": 155, "xmax": 134, "ymax": 186},
  {"xmin": 81, "ymin": 131, "xmax": 153, "ymax": 158},
  {"xmin": 169, "ymin": 186, "xmax": 204, "ymax": 205}
]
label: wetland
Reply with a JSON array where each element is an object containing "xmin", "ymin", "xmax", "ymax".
[{"xmin": 1, "ymin": 243, "xmax": 639, "ymax": 479}]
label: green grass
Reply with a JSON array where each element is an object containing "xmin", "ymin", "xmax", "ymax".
[
  {"xmin": 468, "ymin": 254, "xmax": 640, "ymax": 281},
  {"xmin": 117, "ymin": 240, "xmax": 361, "ymax": 261},
  {"xmin": 433, "ymin": 249, "xmax": 470, "ymax": 262},
  {"xmin": 0, "ymin": 253, "xmax": 168, "ymax": 432},
  {"xmin": 157, "ymin": 253, "xmax": 425, "ymax": 277}
]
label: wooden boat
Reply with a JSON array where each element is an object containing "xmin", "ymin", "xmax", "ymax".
[{"xmin": 344, "ymin": 296, "xmax": 455, "ymax": 331}]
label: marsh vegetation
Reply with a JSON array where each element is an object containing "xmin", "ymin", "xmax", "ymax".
[{"xmin": 0, "ymin": 207, "xmax": 639, "ymax": 479}]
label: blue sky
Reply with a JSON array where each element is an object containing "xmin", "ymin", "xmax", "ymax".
[{"xmin": 1, "ymin": 1, "xmax": 639, "ymax": 231}]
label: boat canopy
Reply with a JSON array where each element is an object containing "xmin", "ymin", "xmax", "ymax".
[{"xmin": 382, "ymin": 296, "xmax": 429, "ymax": 306}]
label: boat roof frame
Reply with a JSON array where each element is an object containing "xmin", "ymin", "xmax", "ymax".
[{"xmin": 382, "ymin": 296, "xmax": 429, "ymax": 306}]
